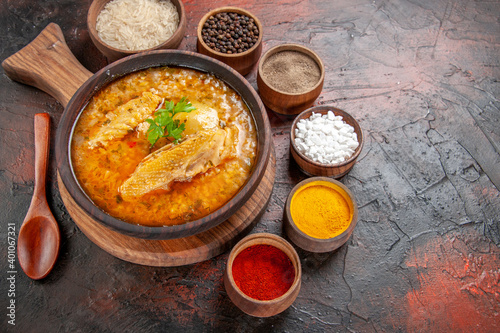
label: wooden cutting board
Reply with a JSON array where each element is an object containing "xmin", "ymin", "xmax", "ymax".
[
  {"xmin": 3, "ymin": 23, "xmax": 276, "ymax": 266},
  {"xmin": 58, "ymin": 149, "xmax": 275, "ymax": 266}
]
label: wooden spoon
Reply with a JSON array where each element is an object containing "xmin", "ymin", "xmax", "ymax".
[{"xmin": 18, "ymin": 113, "xmax": 60, "ymax": 280}]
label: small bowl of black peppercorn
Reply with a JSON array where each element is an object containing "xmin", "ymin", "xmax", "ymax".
[{"xmin": 197, "ymin": 7, "xmax": 263, "ymax": 76}]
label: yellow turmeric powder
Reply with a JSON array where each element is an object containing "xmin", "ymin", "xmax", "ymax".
[{"xmin": 290, "ymin": 181, "xmax": 352, "ymax": 239}]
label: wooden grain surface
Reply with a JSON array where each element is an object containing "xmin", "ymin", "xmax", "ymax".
[
  {"xmin": 2, "ymin": 23, "xmax": 92, "ymax": 107},
  {"xmin": 1, "ymin": 0, "xmax": 499, "ymax": 332}
]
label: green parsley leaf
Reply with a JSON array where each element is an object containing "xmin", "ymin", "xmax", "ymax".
[
  {"xmin": 173, "ymin": 97, "xmax": 196, "ymax": 116},
  {"xmin": 145, "ymin": 119, "xmax": 163, "ymax": 146},
  {"xmin": 146, "ymin": 97, "xmax": 195, "ymax": 146}
]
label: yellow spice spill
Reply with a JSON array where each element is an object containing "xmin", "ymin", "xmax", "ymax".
[{"xmin": 290, "ymin": 181, "xmax": 352, "ymax": 239}]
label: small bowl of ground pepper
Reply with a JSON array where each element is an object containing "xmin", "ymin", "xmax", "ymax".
[
  {"xmin": 197, "ymin": 7, "xmax": 263, "ymax": 76},
  {"xmin": 224, "ymin": 233, "xmax": 301, "ymax": 317},
  {"xmin": 284, "ymin": 177, "xmax": 358, "ymax": 253},
  {"xmin": 257, "ymin": 43, "xmax": 325, "ymax": 116}
]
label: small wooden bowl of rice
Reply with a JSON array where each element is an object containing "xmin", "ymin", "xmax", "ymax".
[
  {"xmin": 290, "ymin": 106, "xmax": 363, "ymax": 178},
  {"xmin": 88, "ymin": 0, "xmax": 187, "ymax": 62}
]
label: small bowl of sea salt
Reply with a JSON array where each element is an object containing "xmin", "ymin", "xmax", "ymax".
[{"xmin": 290, "ymin": 106, "xmax": 363, "ymax": 178}]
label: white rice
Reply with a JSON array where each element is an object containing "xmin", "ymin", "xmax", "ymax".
[
  {"xmin": 96, "ymin": 0, "xmax": 179, "ymax": 51},
  {"xmin": 294, "ymin": 111, "xmax": 359, "ymax": 165}
]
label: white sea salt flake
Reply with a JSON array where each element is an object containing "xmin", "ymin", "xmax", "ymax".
[
  {"xmin": 338, "ymin": 136, "xmax": 348, "ymax": 144},
  {"xmin": 325, "ymin": 146, "xmax": 335, "ymax": 154},
  {"xmin": 347, "ymin": 139, "xmax": 359, "ymax": 149},
  {"xmin": 333, "ymin": 150, "xmax": 344, "ymax": 158},
  {"xmin": 312, "ymin": 117, "xmax": 323, "ymax": 125},
  {"xmin": 333, "ymin": 121, "xmax": 343, "ymax": 129},
  {"xmin": 339, "ymin": 127, "xmax": 350, "ymax": 135},
  {"xmin": 320, "ymin": 125, "xmax": 330, "ymax": 135},
  {"xmin": 312, "ymin": 135, "xmax": 322, "ymax": 145}
]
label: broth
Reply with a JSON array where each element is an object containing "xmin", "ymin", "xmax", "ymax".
[{"xmin": 71, "ymin": 67, "xmax": 257, "ymax": 227}]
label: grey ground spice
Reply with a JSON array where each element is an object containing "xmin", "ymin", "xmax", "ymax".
[{"xmin": 261, "ymin": 50, "xmax": 321, "ymax": 94}]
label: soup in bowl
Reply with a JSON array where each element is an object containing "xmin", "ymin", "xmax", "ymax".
[{"xmin": 72, "ymin": 66, "xmax": 257, "ymax": 227}]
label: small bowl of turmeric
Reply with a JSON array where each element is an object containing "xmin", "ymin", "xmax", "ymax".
[{"xmin": 283, "ymin": 177, "xmax": 358, "ymax": 253}]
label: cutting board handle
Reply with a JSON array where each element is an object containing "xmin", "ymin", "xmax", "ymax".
[{"xmin": 2, "ymin": 23, "xmax": 93, "ymax": 108}]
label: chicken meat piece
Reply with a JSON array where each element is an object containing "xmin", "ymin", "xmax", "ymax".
[
  {"xmin": 119, "ymin": 128, "xmax": 232, "ymax": 200},
  {"xmin": 88, "ymin": 92, "xmax": 162, "ymax": 148}
]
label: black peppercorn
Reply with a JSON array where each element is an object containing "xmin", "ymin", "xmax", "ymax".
[{"xmin": 201, "ymin": 12, "xmax": 260, "ymax": 54}]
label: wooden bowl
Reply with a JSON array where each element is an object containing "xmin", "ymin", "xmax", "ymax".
[
  {"xmin": 197, "ymin": 7, "xmax": 263, "ymax": 76},
  {"xmin": 290, "ymin": 106, "xmax": 363, "ymax": 178},
  {"xmin": 87, "ymin": 0, "xmax": 187, "ymax": 62},
  {"xmin": 283, "ymin": 177, "xmax": 358, "ymax": 253},
  {"xmin": 224, "ymin": 233, "xmax": 301, "ymax": 317},
  {"xmin": 257, "ymin": 44, "xmax": 324, "ymax": 116},
  {"xmin": 54, "ymin": 51, "xmax": 271, "ymax": 240}
]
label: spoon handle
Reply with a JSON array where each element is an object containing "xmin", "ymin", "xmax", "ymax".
[
  {"xmin": 2, "ymin": 23, "xmax": 92, "ymax": 108},
  {"xmin": 33, "ymin": 113, "xmax": 50, "ymax": 201}
]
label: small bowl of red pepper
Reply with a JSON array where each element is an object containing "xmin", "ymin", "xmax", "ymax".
[{"xmin": 224, "ymin": 233, "xmax": 302, "ymax": 317}]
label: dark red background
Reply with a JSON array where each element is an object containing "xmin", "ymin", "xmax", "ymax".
[{"xmin": 1, "ymin": 0, "xmax": 499, "ymax": 332}]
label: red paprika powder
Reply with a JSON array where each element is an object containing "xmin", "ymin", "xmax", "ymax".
[{"xmin": 231, "ymin": 244, "xmax": 295, "ymax": 301}]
